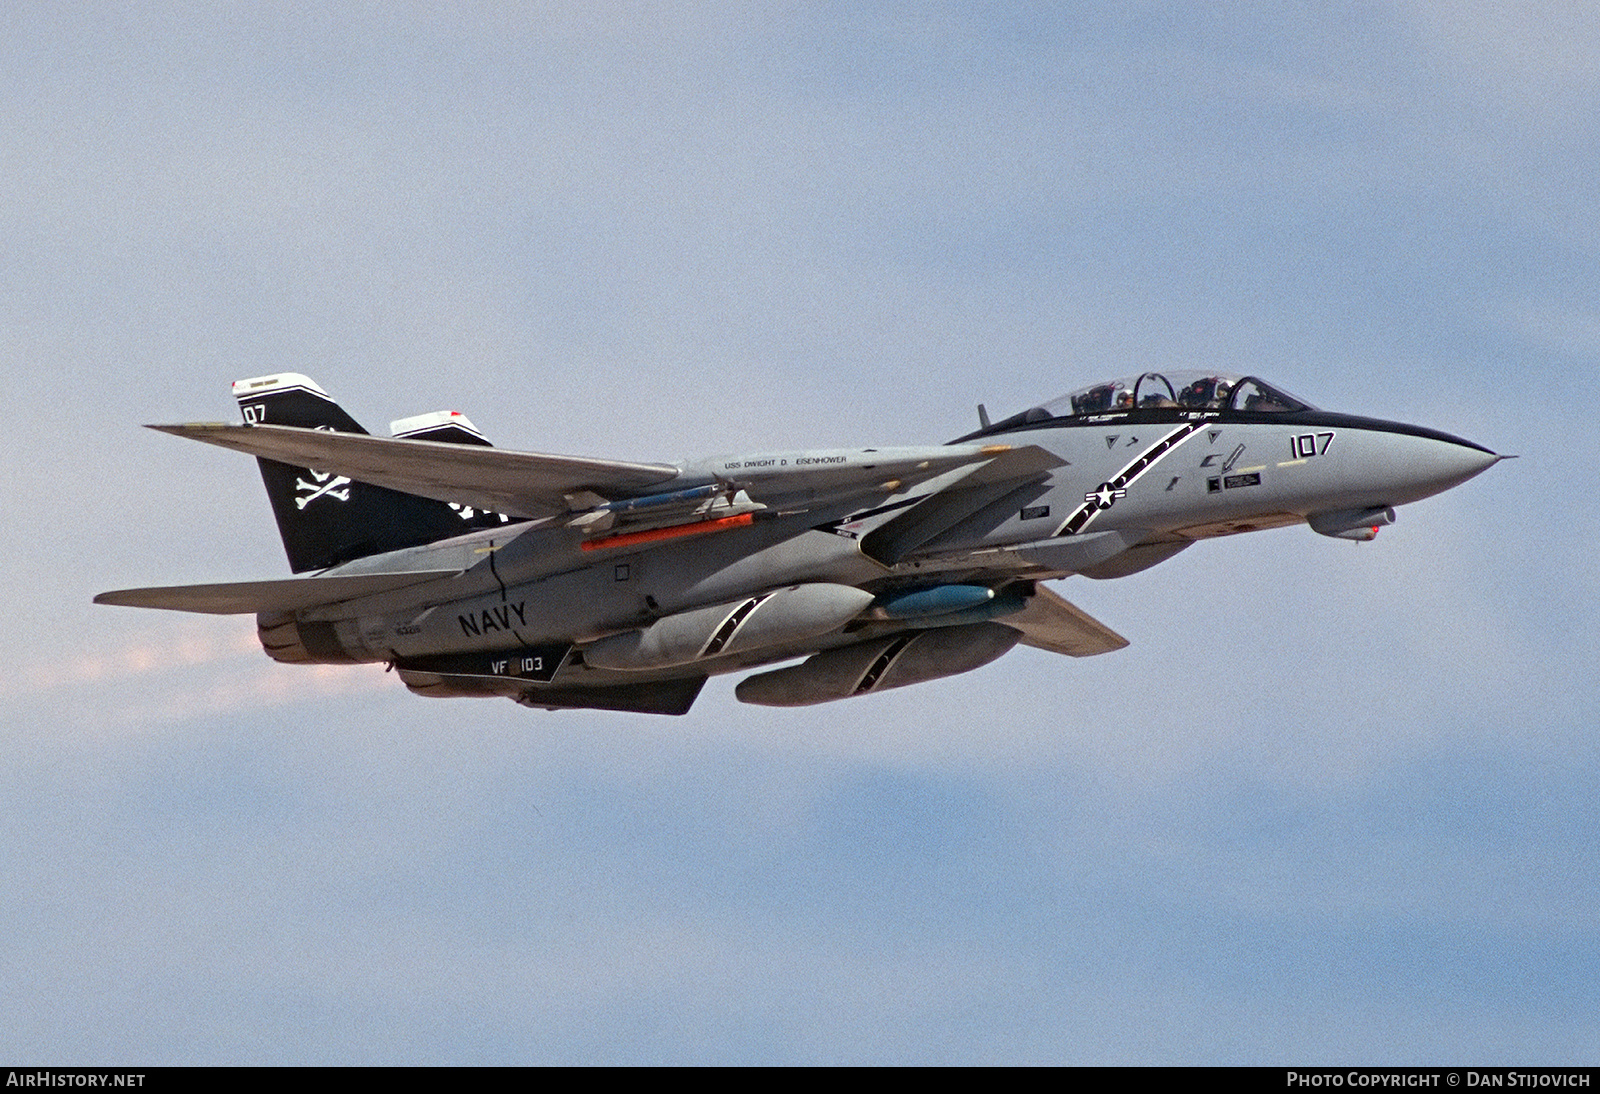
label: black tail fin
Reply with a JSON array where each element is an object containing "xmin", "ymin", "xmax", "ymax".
[{"xmin": 233, "ymin": 374, "xmax": 509, "ymax": 573}]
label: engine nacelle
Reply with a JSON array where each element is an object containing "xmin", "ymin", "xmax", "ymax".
[
  {"xmin": 584, "ymin": 583, "xmax": 875, "ymax": 672},
  {"xmin": 256, "ymin": 611, "xmax": 365, "ymax": 664},
  {"xmin": 1308, "ymin": 506, "xmax": 1396, "ymax": 541},
  {"xmin": 734, "ymin": 621, "xmax": 1021, "ymax": 707}
]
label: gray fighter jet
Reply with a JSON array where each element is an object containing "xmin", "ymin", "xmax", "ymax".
[{"xmin": 96, "ymin": 371, "xmax": 1500, "ymax": 714}]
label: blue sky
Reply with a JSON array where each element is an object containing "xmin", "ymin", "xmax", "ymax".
[{"xmin": 1, "ymin": 2, "xmax": 1595, "ymax": 1063}]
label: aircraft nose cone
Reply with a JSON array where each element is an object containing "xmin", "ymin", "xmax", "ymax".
[
  {"xmin": 1431, "ymin": 438, "xmax": 1500, "ymax": 490},
  {"xmin": 1389, "ymin": 430, "xmax": 1500, "ymax": 504}
]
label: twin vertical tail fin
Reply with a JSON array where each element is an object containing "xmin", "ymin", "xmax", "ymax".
[
  {"xmin": 388, "ymin": 409, "xmax": 492, "ymax": 447},
  {"xmin": 233, "ymin": 374, "xmax": 509, "ymax": 573}
]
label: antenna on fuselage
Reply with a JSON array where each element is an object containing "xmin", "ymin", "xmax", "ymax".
[{"xmin": 977, "ymin": 404, "xmax": 991, "ymax": 429}]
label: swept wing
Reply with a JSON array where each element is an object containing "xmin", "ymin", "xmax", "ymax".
[
  {"xmin": 151, "ymin": 423, "xmax": 681, "ymax": 519},
  {"xmin": 152, "ymin": 423, "xmax": 1060, "ymax": 530}
]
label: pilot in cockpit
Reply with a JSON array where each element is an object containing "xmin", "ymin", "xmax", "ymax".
[{"xmin": 1179, "ymin": 377, "xmax": 1223, "ymax": 408}]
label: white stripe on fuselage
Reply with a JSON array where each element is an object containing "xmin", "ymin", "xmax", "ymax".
[{"xmin": 1051, "ymin": 422, "xmax": 1207, "ymax": 537}]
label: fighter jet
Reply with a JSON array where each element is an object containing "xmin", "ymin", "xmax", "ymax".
[{"xmin": 95, "ymin": 371, "xmax": 1500, "ymax": 714}]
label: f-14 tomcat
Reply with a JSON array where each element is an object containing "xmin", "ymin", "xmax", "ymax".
[{"xmin": 96, "ymin": 372, "xmax": 1500, "ymax": 715}]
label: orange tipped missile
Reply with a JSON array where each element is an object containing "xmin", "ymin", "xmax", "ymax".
[{"xmin": 580, "ymin": 512, "xmax": 756, "ymax": 552}]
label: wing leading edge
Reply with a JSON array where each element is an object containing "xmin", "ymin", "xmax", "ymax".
[{"xmin": 149, "ymin": 422, "xmax": 683, "ymax": 520}]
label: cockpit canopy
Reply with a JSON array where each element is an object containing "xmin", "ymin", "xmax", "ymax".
[{"xmin": 1016, "ymin": 371, "xmax": 1315, "ymax": 424}]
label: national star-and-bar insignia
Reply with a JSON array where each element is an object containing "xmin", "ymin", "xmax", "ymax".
[{"xmin": 1084, "ymin": 483, "xmax": 1127, "ymax": 510}]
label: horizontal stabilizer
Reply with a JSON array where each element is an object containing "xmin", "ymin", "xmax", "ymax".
[
  {"xmin": 149, "ymin": 423, "xmax": 682, "ymax": 519},
  {"xmin": 1004, "ymin": 584, "xmax": 1129, "ymax": 657},
  {"xmin": 94, "ymin": 569, "xmax": 461, "ymax": 615}
]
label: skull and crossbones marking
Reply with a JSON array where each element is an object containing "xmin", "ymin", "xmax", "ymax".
[
  {"xmin": 294, "ymin": 469, "xmax": 352, "ymax": 509},
  {"xmin": 449, "ymin": 502, "xmax": 511, "ymax": 523}
]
